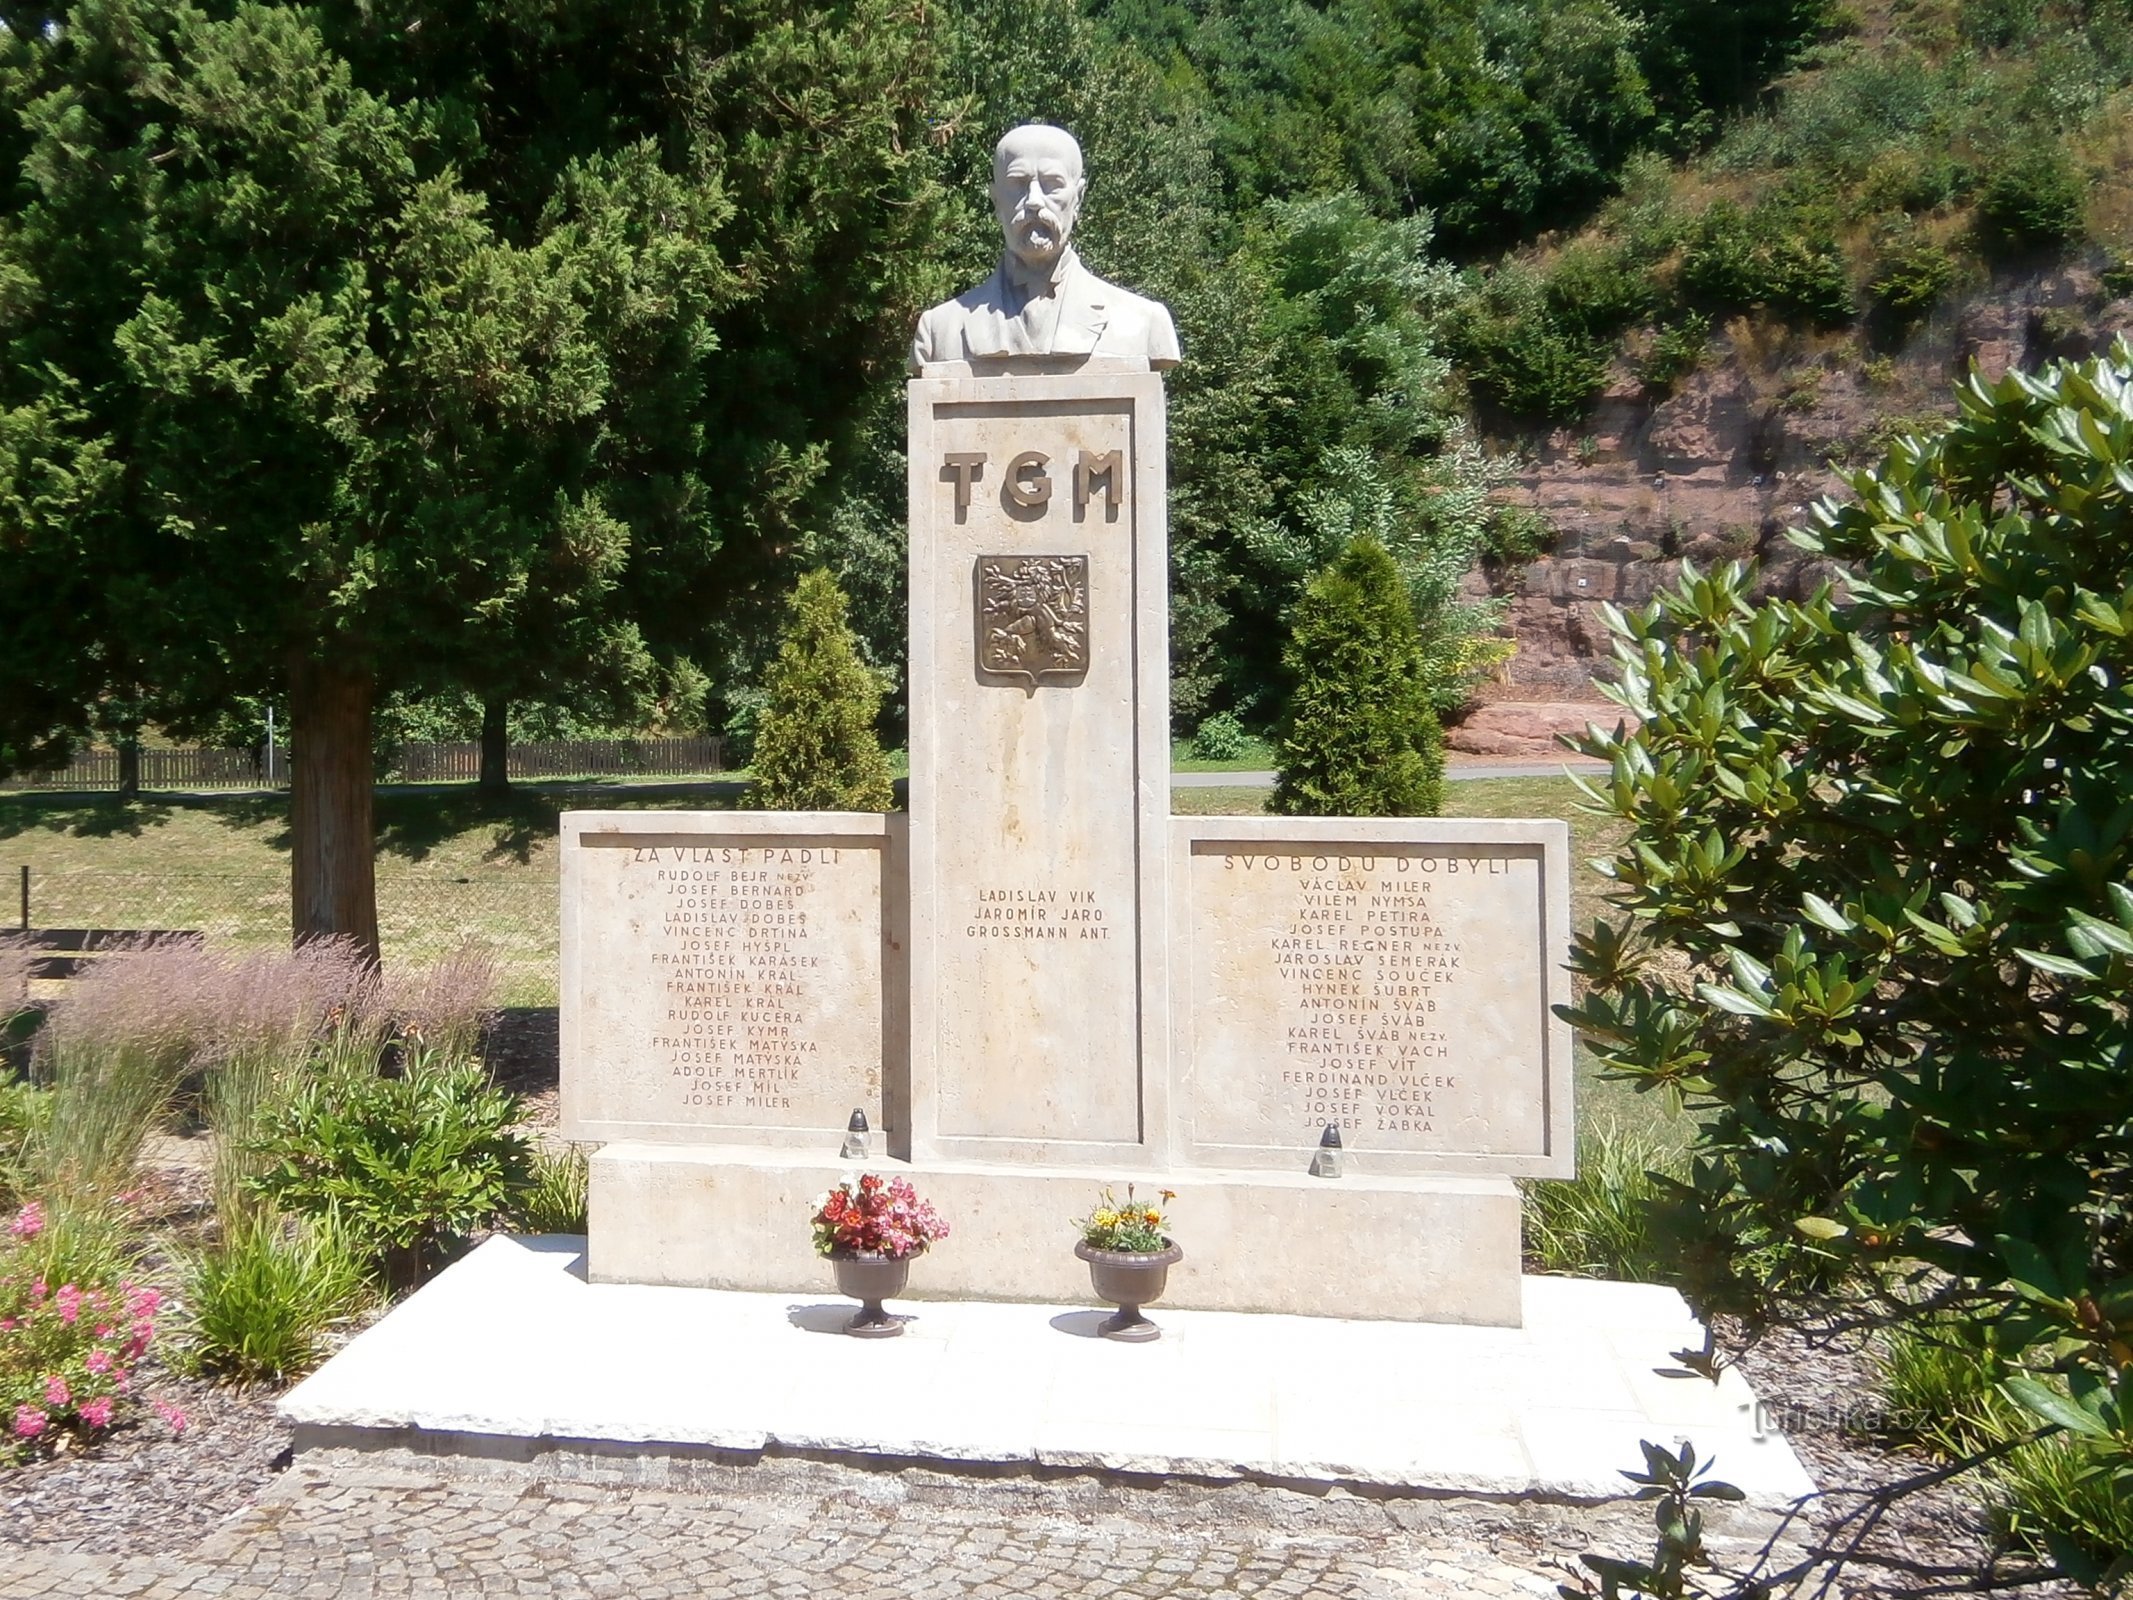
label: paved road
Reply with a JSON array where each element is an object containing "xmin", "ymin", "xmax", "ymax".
[
  {"xmin": 0, "ymin": 1452, "xmax": 1682, "ymax": 1599},
  {"xmin": 1169, "ymin": 763, "xmax": 1604, "ymax": 789}
]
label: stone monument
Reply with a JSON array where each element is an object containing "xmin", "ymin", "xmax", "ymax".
[{"xmin": 562, "ymin": 124, "xmax": 1572, "ymax": 1326}]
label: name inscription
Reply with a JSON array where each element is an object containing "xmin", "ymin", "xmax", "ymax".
[
  {"xmin": 964, "ymin": 885, "xmax": 1114, "ymax": 942},
  {"xmin": 618, "ymin": 845, "xmax": 876, "ymax": 1122},
  {"xmin": 1189, "ymin": 845, "xmax": 1546, "ymax": 1159}
]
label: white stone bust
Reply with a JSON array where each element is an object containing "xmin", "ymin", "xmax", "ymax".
[{"xmin": 909, "ymin": 124, "xmax": 1182, "ymax": 376}]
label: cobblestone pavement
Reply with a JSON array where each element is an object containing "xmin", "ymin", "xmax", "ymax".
[{"xmin": 0, "ymin": 1450, "xmax": 1706, "ymax": 1599}]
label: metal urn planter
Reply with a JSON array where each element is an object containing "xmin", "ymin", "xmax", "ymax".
[
  {"xmin": 830, "ymin": 1252, "xmax": 911, "ymax": 1338},
  {"xmin": 1075, "ymin": 1239, "xmax": 1183, "ymax": 1342}
]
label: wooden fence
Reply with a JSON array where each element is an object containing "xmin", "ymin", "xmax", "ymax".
[
  {"xmin": 386, "ymin": 736, "xmax": 722, "ymax": 783},
  {"xmin": 5, "ymin": 735, "xmax": 721, "ymax": 790},
  {"xmin": 7, "ymin": 747, "xmax": 276, "ymax": 790}
]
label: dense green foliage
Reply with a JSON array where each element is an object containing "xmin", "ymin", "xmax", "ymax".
[
  {"xmin": 1449, "ymin": 0, "xmax": 2133, "ymax": 423},
  {"xmin": 252, "ymin": 1045, "xmax": 533, "ymax": 1290},
  {"xmin": 1089, "ymin": 0, "xmax": 1830, "ymax": 248},
  {"xmin": 1270, "ymin": 535, "xmax": 1444, "ymax": 815},
  {"xmin": 7, "ymin": 0, "xmax": 2125, "ymax": 880},
  {"xmin": 746, "ymin": 570, "xmax": 895, "ymax": 811},
  {"xmin": 0, "ymin": 0, "xmax": 945, "ymax": 942},
  {"xmin": 1566, "ymin": 344, "xmax": 2133, "ymax": 1577},
  {"xmin": 176, "ymin": 1217, "xmax": 369, "ymax": 1385}
]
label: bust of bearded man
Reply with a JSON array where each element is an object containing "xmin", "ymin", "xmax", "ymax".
[{"xmin": 908, "ymin": 123, "xmax": 1182, "ymax": 376}]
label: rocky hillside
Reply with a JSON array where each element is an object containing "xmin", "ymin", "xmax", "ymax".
[{"xmin": 1473, "ymin": 261, "xmax": 2133, "ymax": 706}]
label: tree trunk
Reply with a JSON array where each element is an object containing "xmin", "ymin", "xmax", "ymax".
[
  {"xmin": 115, "ymin": 735, "xmax": 140, "ymax": 802},
  {"xmin": 289, "ymin": 654, "xmax": 380, "ymax": 963},
  {"xmin": 479, "ymin": 698, "xmax": 509, "ymax": 795}
]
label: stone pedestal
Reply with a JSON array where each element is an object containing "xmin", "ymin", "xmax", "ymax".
[
  {"xmin": 588, "ymin": 1143, "xmax": 1523, "ymax": 1325},
  {"xmin": 904, "ymin": 370, "xmax": 1172, "ymax": 1165}
]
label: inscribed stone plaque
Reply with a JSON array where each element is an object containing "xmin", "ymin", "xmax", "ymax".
[
  {"xmin": 559, "ymin": 813, "xmax": 893, "ymax": 1147},
  {"xmin": 1170, "ymin": 818, "xmax": 1573, "ymax": 1179}
]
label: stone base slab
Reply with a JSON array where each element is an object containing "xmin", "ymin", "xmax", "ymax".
[
  {"xmin": 590, "ymin": 1142, "xmax": 1523, "ymax": 1325},
  {"xmin": 279, "ymin": 1236, "xmax": 1818, "ymax": 1509}
]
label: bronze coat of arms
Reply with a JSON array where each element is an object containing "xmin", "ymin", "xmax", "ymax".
[{"xmin": 975, "ymin": 555, "xmax": 1089, "ymax": 687}]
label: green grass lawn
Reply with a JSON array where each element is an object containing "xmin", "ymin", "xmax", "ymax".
[
  {"xmin": 0, "ymin": 784, "xmax": 742, "ymax": 1006},
  {"xmin": 1168, "ymin": 736, "xmax": 1279, "ymax": 772}
]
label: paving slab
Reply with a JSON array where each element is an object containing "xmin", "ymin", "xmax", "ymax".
[{"xmin": 281, "ymin": 1237, "xmax": 1815, "ymax": 1508}]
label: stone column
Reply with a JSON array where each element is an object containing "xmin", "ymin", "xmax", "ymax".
[{"xmin": 904, "ymin": 369, "xmax": 1172, "ymax": 1164}]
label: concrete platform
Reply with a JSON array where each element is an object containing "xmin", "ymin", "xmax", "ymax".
[{"xmin": 281, "ymin": 1235, "xmax": 1816, "ymax": 1509}]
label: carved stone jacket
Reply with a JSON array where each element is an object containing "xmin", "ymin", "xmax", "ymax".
[{"xmin": 908, "ymin": 249, "xmax": 1182, "ymax": 374}]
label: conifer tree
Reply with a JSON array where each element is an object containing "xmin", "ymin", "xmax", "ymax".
[
  {"xmin": 1270, "ymin": 536, "xmax": 1444, "ymax": 816},
  {"xmin": 747, "ymin": 571, "xmax": 895, "ymax": 812},
  {"xmin": 0, "ymin": 1, "xmax": 945, "ymax": 958}
]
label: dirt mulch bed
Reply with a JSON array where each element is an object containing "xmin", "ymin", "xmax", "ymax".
[
  {"xmin": 1727, "ymin": 1322, "xmax": 2084, "ymax": 1598},
  {"xmin": 0, "ymin": 1362, "xmax": 291, "ymax": 1556}
]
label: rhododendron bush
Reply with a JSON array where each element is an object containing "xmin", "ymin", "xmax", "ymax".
[
  {"xmin": 808, "ymin": 1175, "xmax": 948, "ymax": 1260},
  {"xmin": 0, "ymin": 1201, "xmax": 172, "ymax": 1460}
]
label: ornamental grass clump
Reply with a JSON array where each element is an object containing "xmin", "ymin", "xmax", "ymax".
[
  {"xmin": 176, "ymin": 1216, "xmax": 369, "ymax": 1386},
  {"xmin": 0, "ymin": 1199, "xmax": 171, "ymax": 1460},
  {"xmin": 808, "ymin": 1175, "xmax": 948, "ymax": 1260},
  {"xmin": 1077, "ymin": 1185, "xmax": 1174, "ymax": 1253},
  {"xmin": 197, "ymin": 940, "xmax": 385, "ymax": 1230},
  {"xmin": 511, "ymin": 1143, "xmax": 590, "ymax": 1235},
  {"xmin": 32, "ymin": 943, "xmax": 221, "ymax": 1200},
  {"xmin": 381, "ymin": 940, "xmax": 499, "ymax": 1062}
]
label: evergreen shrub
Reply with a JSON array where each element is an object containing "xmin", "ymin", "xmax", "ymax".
[
  {"xmin": 1637, "ymin": 321, "xmax": 1710, "ymax": 395},
  {"xmin": 1567, "ymin": 343, "xmax": 2133, "ymax": 1581},
  {"xmin": 1868, "ymin": 231, "xmax": 1960, "ymax": 325},
  {"xmin": 747, "ymin": 569, "xmax": 895, "ymax": 812},
  {"xmin": 1450, "ymin": 266, "xmax": 1612, "ymax": 424},
  {"xmin": 1975, "ymin": 143, "xmax": 2088, "ymax": 257},
  {"xmin": 1271, "ymin": 535, "xmax": 1444, "ymax": 817},
  {"xmin": 1189, "ymin": 711, "xmax": 1251, "ymax": 762},
  {"xmin": 1679, "ymin": 199, "xmax": 1856, "ymax": 327}
]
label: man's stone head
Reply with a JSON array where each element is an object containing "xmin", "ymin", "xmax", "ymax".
[{"xmin": 991, "ymin": 124, "xmax": 1084, "ymax": 271}]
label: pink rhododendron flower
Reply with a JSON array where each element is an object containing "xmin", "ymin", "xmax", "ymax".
[
  {"xmin": 11, "ymin": 1406, "xmax": 45, "ymax": 1439},
  {"xmin": 85, "ymin": 1350, "xmax": 112, "ymax": 1376},
  {"xmin": 78, "ymin": 1396, "xmax": 113, "ymax": 1429},
  {"xmin": 43, "ymin": 1376, "xmax": 68, "ymax": 1408},
  {"xmin": 153, "ymin": 1400, "xmax": 186, "ymax": 1435},
  {"xmin": 7, "ymin": 1201, "xmax": 43, "ymax": 1239},
  {"xmin": 53, "ymin": 1285, "xmax": 82, "ymax": 1325}
]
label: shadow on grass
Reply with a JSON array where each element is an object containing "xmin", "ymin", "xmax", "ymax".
[
  {"xmin": 1, "ymin": 779, "xmax": 747, "ymax": 863},
  {"xmin": 197, "ymin": 791, "xmax": 293, "ymax": 851},
  {"xmin": 374, "ymin": 780, "xmax": 746, "ymax": 865},
  {"xmin": 0, "ymin": 791, "xmax": 179, "ymax": 841},
  {"xmin": 374, "ymin": 787, "xmax": 562, "ymax": 865}
]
